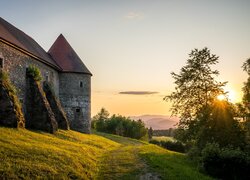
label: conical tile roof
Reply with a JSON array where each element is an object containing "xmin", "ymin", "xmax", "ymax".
[{"xmin": 48, "ymin": 34, "xmax": 92, "ymax": 75}]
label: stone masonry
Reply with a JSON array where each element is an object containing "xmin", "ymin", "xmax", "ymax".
[
  {"xmin": 43, "ymin": 81, "xmax": 70, "ymax": 130},
  {"xmin": 0, "ymin": 73, "xmax": 25, "ymax": 128},
  {"xmin": 59, "ymin": 73, "xmax": 91, "ymax": 133},
  {"xmin": 25, "ymin": 73, "xmax": 58, "ymax": 133},
  {"xmin": 0, "ymin": 17, "xmax": 92, "ymax": 133}
]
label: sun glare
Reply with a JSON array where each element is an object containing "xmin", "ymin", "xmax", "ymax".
[
  {"xmin": 217, "ymin": 94, "xmax": 226, "ymax": 101},
  {"xmin": 217, "ymin": 89, "xmax": 237, "ymax": 102}
]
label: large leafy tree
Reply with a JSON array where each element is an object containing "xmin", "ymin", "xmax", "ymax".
[
  {"xmin": 165, "ymin": 48, "xmax": 227, "ymax": 143},
  {"xmin": 242, "ymin": 58, "xmax": 250, "ymax": 143},
  {"xmin": 242, "ymin": 58, "xmax": 250, "ymax": 119}
]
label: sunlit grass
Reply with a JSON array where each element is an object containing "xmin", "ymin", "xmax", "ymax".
[
  {"xmin": 0, "ymin": 127, "xmax": 119, "ymax": 179},
  {"xmin": 138, "ymin": 145, "xmax": 213, "ymax": 180},
  {"xmin": 0, "ymin": 128, "xmax": 213, "ymax": 179},
  {"xmin": 94, "ymin": 132, "xmax": 213, "ymax": 180},
  {"xmin": 152, "ymin": 136, "xmax": 175, "ymax": 142}
]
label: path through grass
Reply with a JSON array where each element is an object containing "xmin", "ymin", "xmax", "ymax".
[
  {"xmin": 95, "ymin": 132, "xmax": 212, "ymax": 180},
  {"xmin": 0, "ymin": 128, "xmax": 213, "ymax": 179}
]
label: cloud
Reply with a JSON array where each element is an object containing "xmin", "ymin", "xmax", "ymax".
[
  {"xmin": 124, "ymin": 12, "xmax": 144, "ymax": 20},
  {"xmin": 119, "ymin": 91, "xmax": 159, "ymax": 95}
]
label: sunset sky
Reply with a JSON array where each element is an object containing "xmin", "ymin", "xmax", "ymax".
[{"xmin": 1, "ymin": 0, "xmax": 250, "ymax": 116}]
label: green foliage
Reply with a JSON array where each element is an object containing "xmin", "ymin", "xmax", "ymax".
[
  {"xmin": 149, "ymin": 139, "xmax": 186, "ymax": 153},
  {"xmin": 91, "ymin": 107, "xmax": 109, "ymax": 131},
  {"xmin": 0, "ymin": 70, "xmax": 8, "ymax": 82},
  {"xmin": 148, "ymin": 127, "xmax": 153, "ymax": 139},
  {"xmin": 26, "ymin": 65, "xmax": 42, "ymax": 81},
  {"xmin": 196, "ymin": 100, "xmax": 246, "ymax": 149},
  {"xmin": 92, "ymin": 109, "xmax": 148, "ymax": 140},
  {"xmin": 164, "ymin": 47, "xmax": 226, "ymax": 126},
  {"xmin": 165, "ymin": 48, "xmax": 249, "ymax": 178},
  {"xmin": 242, "ymin": 58, "xmax": 250, "ymax": 144},
  {"xmin": 201, "ymin": 143, "xmax": 250, "ymax": 179},
  {"xmin": 165, "ymin": 48, "xmax": 246, "ymax": 147}
]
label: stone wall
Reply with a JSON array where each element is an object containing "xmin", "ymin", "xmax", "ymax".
[
  {"xmin": 43, "ymin": 81, "xmax": 70, "ymax": 130},
  {"xmin": 0, "ymin": 42, "xmax": 59, "ymax": 114},
  {"xmin": 0, "ymin": 72, "xmax": 25, "ymax": 128},
  {"xmin": 59, "ymin": 73, "xmax": 91, "ymax": 133},
  {"xmin": 26, "ymin": 74, "xmax": 58, "ymax": 133}
]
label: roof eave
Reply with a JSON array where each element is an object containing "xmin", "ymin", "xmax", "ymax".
[
  {"xmin": 0, "ymin": 38, "xmax": 62, "ymax": 71},
  {"xmin": 59, "ymin": 70, "xmax": 93, "ymax": 76}
]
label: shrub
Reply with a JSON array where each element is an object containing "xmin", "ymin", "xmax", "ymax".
[
  {"xmin": 149, "ymin": 139, "xmax": 161, "ymax": 146},
  {"xmin": 161, "ymin": 141, "xmax": 186, "ymax": 153},
  {"xmin": 201, "ymin": 143, "xmax": 250, "ymax": 179},
  {"xmin": 26, "ymin": 65, "xmax": 42, "ymax": 81},
  {"xmin": 149, "ymin": 139, "xmax": 186, "ymax": 153}
]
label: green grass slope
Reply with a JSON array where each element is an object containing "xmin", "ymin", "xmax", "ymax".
[
  {"xmin": 0, "ymin": 127, "xmax": 119, "ymax": 179},
  {"xmin": 95, "ymin": 132, "xmax": 212, "ymax": 180},
  {"xmin": 0, "ymin": 127, "xmax": 213, "ymax": 179}
]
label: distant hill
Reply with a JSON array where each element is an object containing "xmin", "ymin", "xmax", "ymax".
[{"xmin": 130, "ymin": 115, "xmax": 179, "ymax": 130}]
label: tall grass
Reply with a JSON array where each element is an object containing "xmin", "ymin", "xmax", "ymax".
[
  {"xmin": 0, "ymin": 128, "xmax": 213, "ymax": 179},
  {"xmin": 0, "ymin": 127, "xmax": 118, "ymax": 179}
]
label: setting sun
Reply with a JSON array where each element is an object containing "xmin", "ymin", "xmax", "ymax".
[
  {"xmin": 217, "ymin": 94, "xmax": 226, "ymax": 101},
  {"xmin": 217, "ymin": 88, "xmax": 237, "ymax": 102}
]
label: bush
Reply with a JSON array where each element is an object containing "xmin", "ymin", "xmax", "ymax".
[
  {"xmin": 149, "ymin": 139, "xmax": 161, "ymax": 146},
  {"xmin": 161, "ymin": 141, "xmax": 186, "ymax": 153},
  {"xmin": 149, "ymin": 139, "xmax": 186, "ymax": 153},
  {"xmin": 201, "ymin": 143, "xmax": 250, "ymax": 179},
  {"xmin": 26, "ymin": 65, "xmax": 42, "ymax": 81}
]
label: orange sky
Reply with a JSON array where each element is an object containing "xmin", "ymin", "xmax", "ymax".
[{"xmin": 1, "ymin": 0, "xmax": 249, "ymax": 116}]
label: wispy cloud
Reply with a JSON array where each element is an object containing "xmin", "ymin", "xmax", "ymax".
[
  {"xmin": 119, "ymin": 91, "xmax": 159, "ymax": 95},
  {"xmin": 124, "ymin": 12, "xmax": 144, "ymax": 20}
]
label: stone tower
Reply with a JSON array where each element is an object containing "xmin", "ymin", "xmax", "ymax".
[{"xmin": 48, "ymin": 34, "xmax": 92, "ymax": 133}]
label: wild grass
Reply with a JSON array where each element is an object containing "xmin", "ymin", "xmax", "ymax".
[
  {"xmin": 95, "ymin": 132, "xmax": 213, "ymax": 180},
  {"xmin": 152, "ymin": 136, "xmax": 175, "ymax": 142},
  {"xmin": 138, "ymin": 145, "xmax": 213, "ymax": 180},
  {"xmin": 0, "ymin": 128, "xmax": 213, "ymax": 179},
  {"xmin": 0, "ymin": 127, "xmax": 119, "ymax": 179}
]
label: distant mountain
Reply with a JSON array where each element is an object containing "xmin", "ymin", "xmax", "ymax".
[{"xmin": 130, "ymin": 115, "xmax": 179, "ymax": 130}]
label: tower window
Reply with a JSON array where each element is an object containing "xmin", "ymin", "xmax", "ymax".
[
  {"xmin": 46, "ymin": 75, "xmax": 49, "ymax": 82},
  {"xmin": 80, "ymin": 81, "xmax": 83, "ymax": 88},
  {"xmin": 76, "ymin": 108, "xmax": 80, "ymax": 113},
  {"xmin": 0, "ymin": 58, "xmax": 3, "ymax": 69},
  {"xmin": 45, "ymin": 72, "xmax": 49, "ymax": 82}
]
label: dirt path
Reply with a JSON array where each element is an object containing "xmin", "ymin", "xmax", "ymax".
[{"xmin": 97, "ymin": 144, "xmax": 161, "ymax": 180}]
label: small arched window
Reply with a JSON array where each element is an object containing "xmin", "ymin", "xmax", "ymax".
[{"xmin": 79, "ymin": 81, "xmax": 83, "ymax": 88}]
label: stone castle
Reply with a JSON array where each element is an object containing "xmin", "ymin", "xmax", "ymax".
[{"xmin": 0, "ymin": 17, "xmax": 92, "ymax": 133}]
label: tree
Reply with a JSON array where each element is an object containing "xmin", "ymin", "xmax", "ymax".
[
  {"xmin": 242, "ymin": 58, "xmax": 250, "ymax": 144},
  {"xmin": 196, "ymin": 100, "xmax": 246, "ymax": 149},
  {"xmin": 148, "ymin": 127, "xmax": 153, "ymax": 139},
  {"xmin": 91, "ymin": 108, "xmax": 109, "ymax": 131},
  {"xmin": 164, "ymin": 47, "xmax": 227, "ymax": 143}
]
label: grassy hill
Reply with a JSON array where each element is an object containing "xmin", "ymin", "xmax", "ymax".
[{"xmin": 0, "ymin": 127, "xmax": 212, "ymax": 179}]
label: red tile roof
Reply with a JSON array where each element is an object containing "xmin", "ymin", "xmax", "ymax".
[
  {"xmin": 48, "ymin": 34, "xmax": 92, "ymax": 75},
  {"xmin": 0, "ymin": 17, "xmax": 60, "ymax": 70}
]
